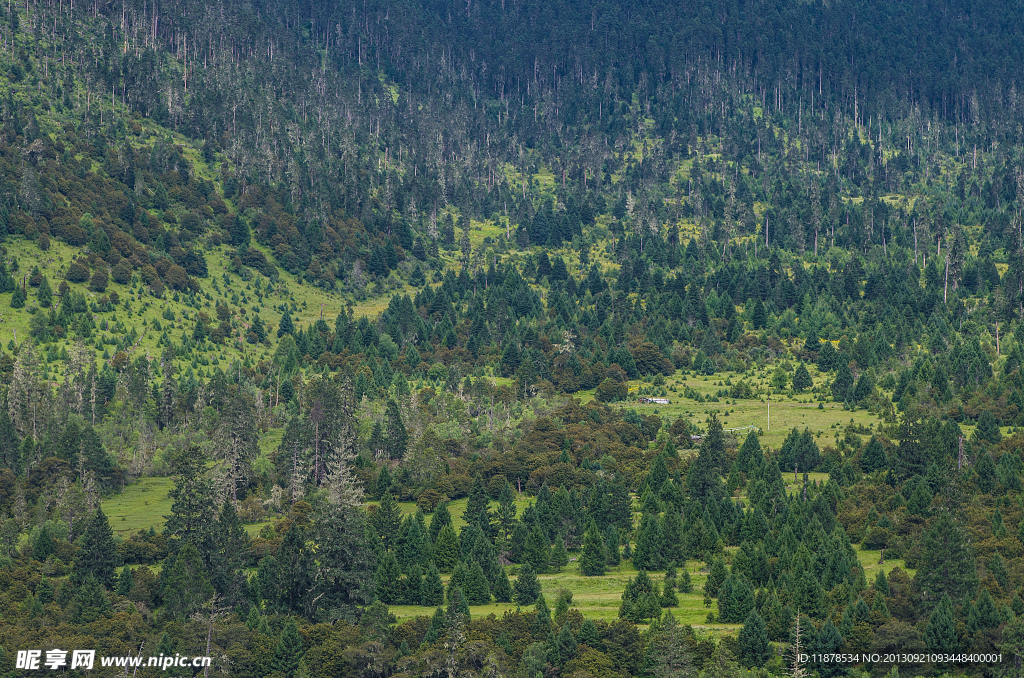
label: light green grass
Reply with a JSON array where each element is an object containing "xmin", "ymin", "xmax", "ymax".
[
  {"xmin": 101, "ymin": 476, "xmax": 175, "ymax": 536},
  {"xmin": 578, "ymin": 366, "xmax": 884, "ymax": 452},
  {"xmin": 387, "ymin": 557, "xmax": 738, "ymax": 635}
]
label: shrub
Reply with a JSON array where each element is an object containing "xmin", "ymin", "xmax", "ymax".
[{"xmin": 66, "ymin": 261, "xmax": 90, "ymax": 283}]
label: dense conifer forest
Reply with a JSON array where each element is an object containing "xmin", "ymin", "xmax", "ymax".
[{"xmin": 0, "ymin": 0, "xmax": 1023, "ymax": 676}]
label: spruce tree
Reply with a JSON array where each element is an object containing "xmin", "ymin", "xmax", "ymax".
[
  {"xmin": 633, "ymin": 512, "xmax": 664, "ymax": 571},
  {"xmin": 705, "ymin": 557, "xmax": 727, "ymax": 597},
  {"xmin": 70, "ymin": 574, "xmax": 112, "ymax": 623},
  {"xmin": 116, "ymin": 565, "xmax": 134, "ymax": 597},
  {"xmin": 162, "ymin": 543, "xmax": 214, "ymax": 619},
  {"xmin": 925, "ymin": 594, "xmax": 959, "ymax": 652},
  {"xmin": 975, "ymin": 410, "xmax": 1002, "ymax": 445},
  {"xmin": 375, "ymin": 551, "xmax": 403, "ymax": 604},
  {"xmin": 371, "ymin": 491, "xmax": 403, "ymax": 547},
  {"xmin": 422, "ymin": 564, "xmax": 445, "ymax": 606},
  {"xmin": 428, "ymin": 502, "xmax": 453, "ymax": 544},
  {"xmin": 492, "ymin": 566, "xmax": 514, "ymax": 603},
  {"xmin": 738, "ymin": 609, "xmax": 772, "ymax": 668},
  {"xmin": 810, "ymin": 619, "xmax": 845, "ymax": 678},
  {"xmin": 526, "ymin": 524, "xmax": 550, "ymax": 573},
  {"xmin": 74, "ymin": 507, "xmax": 116, "ymax": 588},
  {"xmin": 496, "ymin": 480, "xmax": 518, "ymax": 542},
  {"xmin": 533, "ymin": 594, "xmax": 552, "ymax": 637},
  {"xmin": 792, "ymin": 363, "xmax": 813, "ymax": 392},
  {"xmin": 549, "ymin": 534, "xmax": 569, "ymax": 572},
  {"xmin": 514, "ymin": 563, "xmax": 542, "ymax": 605},
  {"xmin": 604, "ymin": 525, "xmax": 621, "ymax": 565},
  {"xmin": 915, "ymin": 511, "xmax": 978, "ymax": 607},
  {"xmin": 271, "ymin": 619, "xmax": 305, "ymax": 678},
  {"xmin": 861, "ymin": 436, "xmax": 888, "ymax": 473},
  {"xmin": 164, "ymin": 445, "xmax": 215, "ymax": 552},
  {"xmin": 433, "ymin": 524, "xmax": 461, "ymax": 572},
  {"xmin": 578, "ymin": 619, "xmax": 602, "ymax": 649},
  {"xmin": 464, "ymin": 562, "xmax": 491, "ymax": 605},
  {"xmin": 580, "ymin": 522, "xmax": 607, "ymax": 576}
]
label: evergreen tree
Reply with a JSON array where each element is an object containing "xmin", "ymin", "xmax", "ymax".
[
  {"xmin": 738, "ymin": 609, "xmax": 772, "ymax": 668},
  {"xmin": 526, "ymin": 524, "xmax": 550, "ymax": 573},
  {"xmin": 10, "ymin": 284, "xmax": 25, "ymax": 308},
  {"xmin": 861, "ymin": 436, "xmax": 888, "ymax": 473},
  {"xmin": 433, "ymin": 524, "xmax": 461, "ymax": 572},
  {"xmin": 514, "ymin": 563, "xmax": 542, "ymax": 605},
  {"xmin": 604, "ymin": 525, "xmax": 621, "ymax": 565},
  {"xmin": 578, "ymin": 619, "xmax": 602, "ymax": 650},
  {"xmin": 705, "ymin": 557, "xmax": 727, "ymax": 597},
  {"xmin": 687, "ymin": 413, "xmax": 727, "ymax": 503},
  {"xmin": 533, "ymin": 593, "xmax": 552, "ymax": 636},
  {"xmin": 975, "ymin": 452, "xmax": 997, "ymax": 493},
  {"xmin": 832, "ymin": 361, "xmax": 853, "ymax": 400},
  {"xmin": 278, "ymin": 309, "xmax": 294, "ymax": 337},
  {"xmin": 74, "ymin": 507, "xmax": 116, "ymax": 589},
  {"xmin": 70, "ymin": 574, "xmax": 112, "ymax": 623},
  {"xmin": 210, "ymin": 499, "xmax": 250, "ymax": 607},
  {"xmin": 496, "ymin": 480, "xmax": 518, "ymax": 542},
  {"xmin": 736, "ymin": 429, "xmax": 762, "ymax": 474},
  {"xmin": 384, "ymin": 399, "xmax": 408, "ymax": 459},
  {"xmin": 428, "ymin": 502, "xmax": 454, "ymax": 544},
  {"xmin": 464, "ymin": 562, "xmax": 491, "ymax": 605},
  {"xmin": 422, "ymin": 564, "xmax": 445, "ymax": 606},
  {"xmin": 792, "ymin": 363, "xmax": 813, "ymax": 392},
  {"xmin": 164, "ymin": 445, "xmax": 215, "ymax": 552},
  {"xmin": 975, "ymin": 410, "xmax": 1002, "ymax": 445},
  {"xmin": 375, "ymin": 551, "xmax": 403, "ymax": 604},
  {"xmin": 162, "ymin": 543, "xmax": 214, "ymax": 619},
  {"xmin": 915, "ymin": 511, "xmax": 978, "ymax": 607},
  {"xmin": 371, "ymin": 491, "xmax": 403, "ymax": 548},
  {"xmin": 633, "ymin": 513, "xmax": 664, "ymax": 571},
  {"xmin": 580, "ymin": 522, "xmax": 607, "ymax": 576},
  {"xmin": 492, "ymin": 566, "xmax": 514, "ymax": 603},
  {"xmin": 271, "ymin": 619, "xmax": 305, "ymax": 678},
  {"xmin": 549, "ymin": 534, "xmax": 569, "ymax": 572},
  {"xmin": 925, "ymin": 594, "xmax": 959, "ymax": 652},
  {"xmin": 116, "ymin": 565, "xmax": 134, "ymax": 597},
  {"xmin": 810, "ymin": 619, "xmax": 845, "ymax": 678}
]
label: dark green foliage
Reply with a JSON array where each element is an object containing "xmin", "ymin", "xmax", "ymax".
[
  {"xmin": 514, "ymin": 563, "xmax": 542, "ymax": 605},
  {"xmin": 632, "ymin": 513, "xmax": 664, "ymax": 571},
  {"xmin": 792, "ymin": 363, "xmax": 813, "ymax": 392},
  {"xmin": 925, "ymin": 594, "xmax": 958, "ymax": 652},
  {"xmin": 164, "ymin": 446, "xmax": 215, "ymax": 551},
  {"xmin": 738, "ymin": 609, "xmax": 772, "ymax": 668},
  {"xmin": 422, "ymin": 563, "xmax": 445, "ymax": 606},
  {"xmin": 161, "ymin": 543, "xmax": 214, "ymax": 619},
  {"xmin": 915, "ymin": 511, "xmax": 978, "ymax": 608},
  {"xmin": 271, "ymin": 619, "xmax": 305, "ymax": 678},
  {"xmin": 975, "ymin": 410, "xmax": 1001, "ymax": 444},
  {"xmin": 604, "ymin": 525, "xmax": 621, "ymax": 565},
  {"xmin": 74, "ymin": 507, "xmax": 116, "ymax": 589},
  {"xmin": 70, "ymin": 574, "xmax": 112, "ymax": 623},
  {"xmin": 580, "ymin": 522, "xmax": 606, "ymax": 576},
  {"xmin": 375, "ymin": 551, "xmax": 403, "ymax": 604},
  {"xmin": 861, "ymin": 436, "xmax": 888, "ymax": 473},
  {"xmin": 464, "ymin": 562, "xmax": 491, "ymax": 605}
]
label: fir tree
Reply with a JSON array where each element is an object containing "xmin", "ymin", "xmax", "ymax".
[
  {"xmin": 580, "ymin": 522, "xmax": 607, "ymax": 576},
  {"xmin": 861, "ymin": 436, "xmax": 888, "ymax": 473},
  {"xmin": 549, "ymin": 534, "xmax": 569, "ymax": 572},
  {"xmin": 278, "ymin": 309, "xmax": 294, "ymax": 337},
  {"xmin": 514, "ymin": 563, "xmax": 542, "ymax": 605},
  {"xmin": 271, "ymin": 619, "xmax": 305, "ymax": 678},
  {"xmin": 925, "ymin": 594, "xmax": 959, "ymax": 652},
  {"xmin": 915, "ymin": 511, "xmax": 978, "ymax": 607},
  {"xmin": 371, "ymin": 491, "xmax": 403, "ymax": 548},
  {"xmin": 492, "ymin": 566, "xmax": 513, "ymax": 603},
  {"xmin": 422, "ymin": 564, "xmax": 445, "ymax": 606},
  {"xmin": 74, "ymin": 507, "xmax": 116, "ymax": 588},
  {"xmin": 116, "ymin": 565, "xmax": 134, "ymax": 597},
  {"xmin": 464, "ymin": 562, "xmax": 491, "ymax": 605},
  {"xmin": 633, "ymin": 512, "xmax": 664, "ymax": 571},
  {"xmin": 792, "ymin": 363, "xmax": 813, "ymax": 392},
  {"xmin": 433, "ymin": 524, "xmax": 461, "ymax": 572},
  {"xmin": 604, "ymin": 525, "xmax": 621, "ymax": 565},
  {"xmin": 162, "ymin": 543, "xmax": 214, "ymax": 619},
  {"xmin": 526, "ymin": 524, "xmax": 550, "ymax": 573},
  {"xmin": 975, "ymin": 410, "xmax": 1002, "ymax": 445},
  {"xmin": 738, "ymin": 609, "xmax": 772, "ymax": 668},
  {"xmin": 70, "ymin": 574, "xmax": 112, "ymax": 623},
  {"xmin": 428, "ymin": 502, "xmax": 454, "ymax": 544},
  {"xmin": 533, "ymin": 593, "xmax": 552, "ymax": 637},
  {"xmin": 705, "ymin": 557, "xmax": 727, "ymax": 597},
  {"xmin": 810, "ymin": 619, "xmax": 845, "ymax": 678},
  {"xmin": 375, "ymin": 551, "xmax": 403, "ymax": 604}
]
